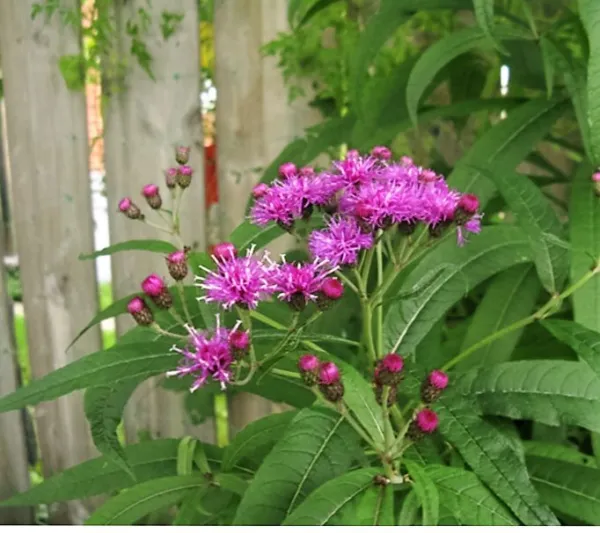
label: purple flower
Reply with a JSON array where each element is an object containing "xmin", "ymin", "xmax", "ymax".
[
  {"xmin": 308, "ymin": 216, "xmax": 374, "ymax": 267},
  {"xmin": 416, "ymin": 408, "xmax": 439, "ymax": 433},
  {"xmin": 197, "ymin": 246, "xmax": 276, "ymax": 310},
  {"xmin": 456, "ymin": 214, "xmax": 482, "ymax": 247},
  {"xmin": 166, "ymin": 317, "xmax": 245, "ymax": 391},
  {"xmin": 250, "ymin": 181, "xmax": 303, "ymax": 228},
  {"xmin": 330, "ymin": 150, "xmax": 383, "ymax": 187}
]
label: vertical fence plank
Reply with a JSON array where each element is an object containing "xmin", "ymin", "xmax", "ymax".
[
  {"xmin": 0, "ymin": 0, "xmax": 103, "ymax": 523},
  {"xmin": 0, "ymin": 104, "xmax": 32, "ymax": 525},
  {"xmin": 214, "ymin": 0, "xmax": 320, "ymax": 432},
  {"xmin": 103, "ymin": 0, "xmax": 213, "ymax": 443}
]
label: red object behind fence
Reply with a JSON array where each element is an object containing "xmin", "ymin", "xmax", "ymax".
[{"xmin": 204, "ymin": 143, "xmax": 218, "ymax": 207}]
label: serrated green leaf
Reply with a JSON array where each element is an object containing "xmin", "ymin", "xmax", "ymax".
[
  {"xmin": 526, "ymin": 455, "xmax": 600, "ymax": 525},
  {"xmin": 404, "ymin": 459, "xmax": 439, "ymax": 525},
  {"xmin": 436, "ymin": 397, "xmax": 558, "ymax": 525},
  {"xmin": 222, "ymin": 411, "xmax": 296, "ymax": 472},
  {"xmin": 570, "ymin": 161, "xmax": 600, "ymax": 331},
  {"xmin": 383, "ymin": 226, "xmax": 532, "ymax": 354},
  {"xmin": 397, "ymin": 490, "xmax": 420, "ymax": 525},
  {"xmin": 86, "ymin": 475, "xmax": 206, "ymax": 525},
  {"xmin": 524, "ymin": 441, "xmax": 596, "ymax": 466},
  {"xmin": 467, "ymin": 167, "xmax": 567, "ymax": 293},
  {"xmin": 84, "ymin": 380, "xmax": 141, "ymax": 480},
  {"xmin": 214, "ymin": 473, "xmax": 249, "ymax": 497},
  {"xmin": 79, "ymin": 239, "xmax": 177, "ymax": 260},
  {"xmin": 233, "ymin": 408, "xmax": 361, "ymax": 525},
  {"xmin": 448, "ymin": 97, "xmax": 568, "ymax": 207},
  {"xmin": 458, "ymin": 265, "xmax": 540, "ymax": 369},
  {"xmin": 456, "ymin": 360, "xmax": 600, "ymax": 432},
  {"xmin": 426, "ymin": 465, "xmax": 518, "ymax": 525},
  {"xmin": 579, "ymin": 0, "xmax": 600, "ymax": 164},
  {"xmin": 283, "ymin": 468, "xmax": 378, "ymax": 525},
  {"xmin": 0, "ymin": 338, "xmax": 175, "ymax": 413}
]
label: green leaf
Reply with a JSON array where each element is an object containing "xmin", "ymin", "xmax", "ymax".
[
  {"xmin": 58, "ymin": 54, "xmax": 85, "ymax": 91},
  {"xmin": 177, "ymin": 437, "xmax": 198, "ymax": 476},
  {"xmin": 86, "ymin": 476, "xmax": 206, "ymax": 525},
  {"xmin": 283, "ymin": 468, "xmax": 378, "ymax": 525},
  {"xmin": 214, "ymin": 473, "xmax": 249, "ymax": 497},
  {"xmin": 222, "ymin": 411, "xmax": 296, "ymax": 472},
  {"xmin": 473, "ymin": 0, "xmax": 506, "ymax": 53},
  {"xmin": 539, "ymin": 37, "xmax": 555, "ymax": 98},
  {"xmin": 404, "ymin": 459, "xmax": 439, "ymax": 525},
  {"xmin": 579, "ymin": 0, "xmax": 600, "ymax": 164},
  {"xmin": 426, "ymin": 465, "xmax": 518, "ymax": 525},
  {"xmin": 570, "ymin": 161, "xmax": 600, "ymax": 331},
  {"xmin": 448, "ymin": 97, "xmax": 568, "ymax": 206},
  {"xmin": 79, "ymin": 239, "xmax": 177, "ymax": 260},
  {"xmin": 84, "ymin": 380, "xmax": 141, "ymax": 480},
  {"xmin": 383, "ymin": 226, "xmax": 532, "ymax": 354},
  {"xmin": 542, "ymin": 319, "xmax": 600, "ymax": 378},
  {"xmin": 526, "ymin": 454, "xmax": 600, "ymax": 525},
  {"xmin": 296, "ymin": 0, "xmax": 341, "ymax": 27},
  {"xmin": 355, "ymin": 485, "xmax": 394, "ymax": 526},
  {"xmin": 458, "ymin": 265, "xmax": 540, "ymax": 368},
  {"xmin": 233, "ymin": 408, "xmax": 361, "ymax": 525},
  {"xmin": 437, "ymin": 396, "xmax": 558, "ymax": 525},
  {"xmin": 0, "ymin": 338, "xmax": 175, "ymax": 413},
  {"xmin": 467, "ymin": 167, "xmax": 567, "ymax": 293},
  {"xmin": 524, "ymin": 441, "xmax": 596, "ymax": 466},
  {"xmin": 397, "ymin": 490, "xmax": 420, "ymax": 525},
  {"xmin": 456, "ymin": 360, "xmax": 600, "ymax": 432},
  {"xmin": 228, "ymin": 221, "xmax": 284, "ymax": 254}
]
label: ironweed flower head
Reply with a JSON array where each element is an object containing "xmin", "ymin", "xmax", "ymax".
[
  {"xmin": 175, "ymin": 145, "xmax": 191, "ymax": 165},
  {"xmin": 421, "ymin": 369, "xmax": 449, "ymax": 404},
  {"xmin": 165, "ymin": 167, "xmax": 178, "ymax": 189},
  {"xmin": 371, "ymin": 145, "xmax": 392, "ymax": 160},
  {"xmin": 118, "ymin": 197, "xmax": 143, "ymax": 220},
  {"xmin": 141, "ymin": 274, "xmax": 166, "ymax": 297},
  {"xmin": 298, "ymin": 354, "xmax": 320, "ymax": 386},
  {"xmin": 211, "ymin": 242, "xmax": 238, "ymax": 262},
  {"xmin": 142, "ymin": 184, "xmax": 162, "ymax": 209},
  {"xmin": 416, "ymin": 408, "xmax": 439, "ymax": 433},
  {"xmin": 166, "ymin": 250, "xmax": 188, "ymax": 281},
  {"xmin": 279, "ymin": 162, "xmax": 298, "ymax": 179},
  {"xmin": 318, "ymin": 361, "xmax": 344, "ymax": 402},
  {"xmin": 177, "ymin": 165, "xmax": 193, "ymax": 188},
  {"xmin": 127, "ymin": 296, "xmax": 153, "ymax": 326},
  {"xmin": 252, "ymin": 183, "xmax": 269, "ymax": 199}
]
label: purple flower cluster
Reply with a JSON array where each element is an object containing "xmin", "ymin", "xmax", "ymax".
[{"xmin": 166, "ymin": 317, "xmax": 249, "ymax": 391}]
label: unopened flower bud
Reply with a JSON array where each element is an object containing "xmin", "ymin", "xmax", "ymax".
[
  {"xmin": 166, "ymin": 250, "xmax": 188, "ymax": 281},
  {"xmin": 127, "ymin": 296, "xmax": 154, "ymax": 326},
  {"xmin": 421, "ymin": 369, "xmax": 449, "ymax": 404},
  {"xmin": 252, "ymin": 183, "xmax": 269, "ymax": 199},
  {"xmin": 142, "ymin": 184, "xmax": 162, "ymax": 209},
  {"xmin": 318, "ymin": 361, "xmax": 344, "ymax": 402},
  {"xmin": 458, "ymin": 194, "xmax": 479, "ymax": 215},
  {"xmin": 175, "ymin": 145, "xmax": 191, "ymax": 165},
  {"xmin": 401, "ymin": 156, "xmax": 414, "ymax": 167},
  {"xmin": 408, "ymin": 408, "xmax": 439, "ymax": 441},
  {"xmin": 229, "ymin": 330, "xmax": 250, "ymax": 360},
  {"xmin": 593, "ymin": 172, "xmax": 600, "ymax": 197},
  {"xmin": 165, "ymin": 168, "xmax": 178, "ymax": 189},
  {"xmin": 118, "ymin": 197, "xmax": 144, "ymax": 220},
  {"xmin": 141, "ymin": 274, "xmax": 172, "ymax": 309},
  {"xmin": 298, "ymin": 354, "xmax": 320, "ymax": 386},
  {"xmin": 211, "ymin": 242, "xmax": 237, "ymax": 262},
  {"xmin": 316, "ymin": 277, "xmax": 344, "ymax": 311},
  {"xmin": 300, "ymin": 166, "xmax": 315, "ymax": 177},
  {"xmin": 374, "ymin": 353, "xmax": 404, "ymax": 386},
  {"xmin": 346, "ymin": 149, "xmax": 359, "ymax": 160},
  {"xmin": 371, "ymin": 146, "xmax": 391, "ymax": 160},
  {"xmin": 278, "ymin": 162, "xmax": 297, "ymax": 179},
  {"xmin": 177, "ymin": 165, "xmax": 193, "ymax": 188}
]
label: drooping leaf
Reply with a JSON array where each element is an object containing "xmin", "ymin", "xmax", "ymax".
[
  {"xmin": 455, "ymin": 360, "xmax": 600, "ymax": 432},
  {"xmin": 85, "ymin": 476, "xmax": 207, "ymax": 525},
  {"xmin": 569, "ymin": 161, "xmax": 600, "ymax": 331},
  {"xmin": 447, "ymin": 97, "xmax": 568, "ymax": 207},
  {"xmin": 355, "ymin": 485, "xmax": 394, "ymax": 526},
  {"xmin": 79, "ymin": 239, "xmax": 177, "ymax": 260},
  {"xmin": 222, "ymin": 411, "xmax": 296, "ymax": 472},
  {"xmin": 473, "ymin": 0, "xmax": 505, "ymax": 52},
  {"xmin": 233, "ymin": 408, "xmax": 361, "ymax": 525},
  {"xmin": 404, "ymin": 459, "xmax": 439, "ymax": 525},
  {"xmin": 397, "ymin": 490, "xmax": 420, "ymax": 525},
  {"xmin": 283, "ymin": 468, "xmax": 378, "ymax": 525},
  {"xmin": 526, "ymin": 454, "xmax": 600, "ymax": 525},
  {"xmin": 458, "ymin": 265, "xmax": 540, "ymax": 369},
  {"xmin": 228, "ymin": 221, "xmax": 285, "ymax": 254},
  {"xmin": 426, "ymin": 465, "xmax": 518, "ymax": 525},
  {"xmin": 383, "ymin": 226, "xmax": 532, "ymax": 354},
  {"xmin": 84, "ymin": 380, "xmax": 141, "ymax": 479},
  {"xmin": 436, "ymin": 396, "xmax": 559, "ymax": 525}
]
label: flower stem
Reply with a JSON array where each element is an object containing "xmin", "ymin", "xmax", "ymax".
[
  {"xmin": 235, "ymin": 308, "xmax": 257, "ymax": 385},
  {"xmin": 214, "ymin": 393, "xmax": 229, "ymax": 447},
  {"xmin": 339, "ymin": 403, "xmax": 378, "ymax": 450},
  {"xmin": 177, "ymin": 282, "xmax": 194, "ymax": 325},
  {"xmin": 336, "ymin": 270, "xmax": 361, "ymax": 295},
  {"xmin": 381, "ymin": 387, "xmax": 394, "ymax": 452},
  {"xmin": 376, "ymin": 239, "xmax": 384, "ymax": 356},
  {"xmin": 143, "ymin": 219, "xmax": 174, "ymax": 236},
  {"xmin": 150, "ymin": 323, "xmax": 187, "ymax": 339},
  {"xmin": 271, "ymin": 368, "xmax": 301, "ymax": 380}
]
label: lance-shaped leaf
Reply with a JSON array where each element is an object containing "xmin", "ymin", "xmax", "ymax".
[
  {"xmin": 543, "ymin": 320, "xmax": 600, "ymax": 378},
  {"xmin": 404, "ymin": 459, "xmax": 439, "ymax": 525},
  {"xmin": 79, "ymin": 239, "xmax": 177, "ymax": 260}
]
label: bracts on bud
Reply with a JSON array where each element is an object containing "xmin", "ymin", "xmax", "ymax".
[
  {"xmin": 375, "ymin": 384, "xmax": 397, "ymax": 407},
  {"xmin": 165, "ymin": 168, "xmax": 178, "ymax": 189},
  {"xmin": 141, "ymin": 274, "xmax": 173, "ymax": 309},
  {"xmin": 127, "ymin": 296, "xmax": 154, "ymax": 326},
  {"xmin": 421, "ymin": 369, "xmax": 449, "ymax": 404},
  {"xmin": 407, "ymin": 408, "xmax": 439, "ymax": 442},
  {"xmin": 175, "ymin": 145, "xmax": 191, "ymax": 165},
  {"xmin": 298, "ymin": 354, "xmax": 320, "ymax": 387},
  {"xmin": 142, "ymin": 184, "xmax": 162, "ymax": 209},
  {"xmin": 118, "ymin": 197, "xmax": 144, "ymax": 220},
  {"xmin": 318, "ymin": 361, "xmax": 344, "ymax": 402},
  {"xmin": 374, "ymin": 353, "xmax": 404, "ymax": 386},
  {"xmin": 177, "ymin": 165, "xmax": 193, "ymax": 188},
  {"xmin": 316, "ymin": 277, "xmax": 344, "ymax": 311},
  {"xmin": 166, "ymin": 250, "xmax": 188, "ymax": 281}
]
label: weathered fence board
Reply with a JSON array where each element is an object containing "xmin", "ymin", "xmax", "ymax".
[
  {"xmin": 102, "ymin": 0, "xmax": 213, "ymax": 443},
  {"xmin": 0, "ymin": 0, "xmax": 103, "ymax": 523}
]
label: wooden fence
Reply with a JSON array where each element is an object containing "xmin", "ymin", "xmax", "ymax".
[{"xmin": 0, "ymin": 0, "xmax": 316, "ymax": 524}]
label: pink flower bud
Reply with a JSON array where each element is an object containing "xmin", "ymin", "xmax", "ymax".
[
  {"xmin": 141, "ymin": 274, "xmax": 166, "ymax": 297},
  {"xmin": 166, "ymin": 250, "xmax": 188, "ymax": 281},
  {"xmin": 118, "ymin": 197, "xmax": 131, "ymax": 212},
  {"xmin": 355, "ymin": 202, "xmax": 373, "ymax": 219},
  {"xmin": 320, "ymin": 278, "xmax": 344, "ymax": 300},
  {"xmin": 419, "ymin": 169, "xmax": 438, "ymax": 183},
  {"xmin": 252, "ymin": 183, "xmax": 269, "ymax": 199},
  {"xmin": 416, "ymin": 408, "xmax": 439, "ymax": 433},
  {"xmin": 458, "ymin": 194, "xmax": 479, "ymax": 214},
  {"xmin": 211, "ymin": 242, "xmax": 237, "ymax": 262},
  {"xmin": 118, "ymin": 197, "xmax": 143, "ymax": 220},
  {"xmin": 319, "ymin": 361, "xmax": 341, "ymax": 385},
  {"xmin": 346, "ymin": 149, "xmax": 359, "ymax": 160},
  {"xmin": 175, "ymin": 145, "xmax": 191, "ymax": 165},
  {"xmin": 429, "ymin": 369, "xmax": 449, "ymax": 390},
  {"xmin": 165, "ymin": 167, "xmax": 178, "ymax": 189},
  {"xmin": 141, "ymin": 184, "xmax": 162, "ymax": 209},
  {"xmin": 127, "ymin": 296, "xmax": 145, "ymax": 314},
  {"xmin": 278, "ymin": 162, "xmax": 297, "ymax": 179},
  {"xmin": 177, "ymin": 165, "xmax": 193, "ymax": 188},
  {"xmin": 300, "ymin": 166, "xmax": 315, "ymax": 177},
  {"xmin": 127, "ymin": 296, "xmax": 153, "ymax": 326},
  {"xmin": 371, "ymin": 146, "xmax": 391, "ymax": 160},
  {"xmin": 382, "ymin": 353, "xmax": 404, "ymax": 374},
  {"xmin": 592, "ymin": 172, "xmax": 600, "ymax": 182},
  {"xmin": 230, "ymin": 330, "xmax": 250, "ymax": 351},
  {"xmin": 401, "ymin": 156, "xmax": 414, "ymax": 166},
  {"xmin": 298, "ymin": 354, "xmax": 320, "ymax": 373}
]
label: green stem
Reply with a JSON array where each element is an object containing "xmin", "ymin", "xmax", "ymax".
[
  {"xmin": 271, "ymin": 368, "xmax": 301, "ymax": 380},
  {"xmin": 250, "ymin": 310, "xmax": 286, "ymax": 331},
  {"xmin": 362, "ymin": 299, "xmax": 377, "ymax": 364},
  {"xmin": 336, "ymin": 270, "xmax": 361, "ymax": 295},
  {"xmin": 151, "ymin": 323, "xmax": 187, "ymax": 339},
  {"xmin": 381, "ymin": 387, "xmax": 394, "ymax": 452},
  {"xmin": 339, "ymin": 404, "xmax": 378, "ymax": 449},
  {"xmin": 143, "ymin": 219, "xmax": 174, "ymax": 236},
  {"xmin": 235, "ymin": 308, "xmax": 257, "ymax": 385},
  {"xmin": 214, "ymin": 393, "xmax": 229, "ymax": 447},
  {"xmin": 177, "ymin": 283, "xmax": 193, "ymax": 324},
  {"xmin": 376, "ymin": 239, "xmax": 384, "ymax": 356}
]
